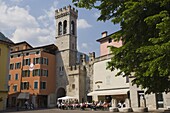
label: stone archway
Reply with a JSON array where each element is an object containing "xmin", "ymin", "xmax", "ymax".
[{"xmin": 57, "ymin": 88, "xmax": 66, "ymax": 98}]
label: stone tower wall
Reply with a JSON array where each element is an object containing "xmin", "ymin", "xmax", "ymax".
[{"xmin": 55, "ymin": 5, "xmax": 79, "ymax": 99}]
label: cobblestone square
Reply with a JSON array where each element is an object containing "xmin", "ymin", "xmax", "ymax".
[{"xmin": 1, "ymin": 108, "xmax": 112, "ymax": 113}]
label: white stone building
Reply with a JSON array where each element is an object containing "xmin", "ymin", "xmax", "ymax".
[
  {"xmin": 89, "ymin": 31, "xmax": 170, "ymax": 111},
  {"xmin": 87, "ymin": 32, "xmax": 130, "ymax": 107}
]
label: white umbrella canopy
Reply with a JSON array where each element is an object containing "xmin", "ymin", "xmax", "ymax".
[{"xmin": 58, "ymin": 96, "xmax": 77, "ymax": 100}]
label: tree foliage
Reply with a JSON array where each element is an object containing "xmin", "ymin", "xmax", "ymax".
[{"xmin": 72, "ymin": 0, "xmax": 170, "ymax": 94}]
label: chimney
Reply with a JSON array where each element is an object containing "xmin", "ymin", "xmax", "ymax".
[{"xmin": 101, "ymin": 31, "xmax": 107, "ymax": 38}]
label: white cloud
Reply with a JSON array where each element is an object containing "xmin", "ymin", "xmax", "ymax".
[
  {"xmin": 94, "ymin": 11, "xmax": 100, "ymax": 18},
  {"xmin": 38, "ymin": 1, "xmax": 58, "ymax": 21},
  {"xmin": 81, "ymin": 43, "xmax": 88, "ymax": 49},
  {"xmin": 37, "ymin": 5, "xmax": 56, "ymax": 28},
  {"xmin": 0, "ymin": 2, "xmax": 38, "ymax": 30},
  {"xmin": 53, "ymin": 1, "xmax": 59, "ymax": 8},
  {"xmin": 0, "ymin": 1, "xmax": 93, "ymax": 49},
  {"xmin": 25, "ymin": 5, "xmax": 31, "ymax": 11},
  {"xmin": 10, "ymin": 0, "xmax": 23, "ymax": 3},
  {"xmin": 0, "ymin": 1, "xmax": 56, "ymax": 47},
  {"xmin": 78, "ymin": 19, "xmax": 92, "ymax": 29},
  {"xmin": 12, "ymin": 28, "xmax": 55, "ymax": 46}
]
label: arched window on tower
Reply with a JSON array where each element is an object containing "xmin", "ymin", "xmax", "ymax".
[
  {"xmin": 63, "ymin": 20, "xmax": 67, "ymax": 34},
  {"xmin": 71, "ymin": 21, "xmax": 75, "ymax": 35},
  {"xmin": 58, "ymin": 22, "xmax": 62, "ymax": 35}
]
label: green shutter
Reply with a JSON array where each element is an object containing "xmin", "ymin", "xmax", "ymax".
[
  {"xmin": 43, "ymin": 70, "xmax": 46, "ymax": 76},
  {"xmin": 29, "ymin": 59, "xmax": 31, "ymax": 65},
  {"xmin": 38, "ymin": 69, "xmax": 40, "ymax": 76},
  {"xmin": 23, "ymin": 59, "xmax": 25, "ymax": 66},
  {"xmin": 47, "ymin": 58, "xmax": 48, "ymax": 65},
  {"xmin": 38, "ymin": 69, "xmax": 41, "ymax": 76},
  {"xmin": 28, "ymin": 70, "xmax": 30, "ymax": 77},
  {"xmin": 33, "ymin": 70, "xmax": 34, "ymax": 76},
  {"xmin": 19, "ymin": 62, "xmax": 21, "ymax": 68},
  {"xmin": 38, "ymin": 58, "xmax": 40, "ymax": 64},
  {"xmin": 35, "ymin": 70, "xmax": 37, "ymax": 76},
  {"xmin": 26, "ymin": 82, "xmax": 29, "ymax": 89},
  {"xmin": 44, "ymin": 70, "xmax": 46, "ymax": 76},
  {"xmin": 33, "ymin": 58, "xmax": 35, "ymax": 64}
]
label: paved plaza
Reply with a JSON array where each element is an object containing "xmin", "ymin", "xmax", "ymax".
[
  {"xmin": 0, "ymin": 108, "xmax": 166, "ymax": 113},
  {"xmin": 1, "ymin": 108, "xmax": 112, "ymax": 113}
]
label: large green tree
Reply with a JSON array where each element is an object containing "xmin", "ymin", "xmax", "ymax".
[{"xmin": 72, "ymin": 0, "xmax": 170, "ymax": 94}]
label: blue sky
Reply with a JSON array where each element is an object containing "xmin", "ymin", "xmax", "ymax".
[{"xmin": 0, "ymin": 0, "xmax": 120, "ymax": 56}]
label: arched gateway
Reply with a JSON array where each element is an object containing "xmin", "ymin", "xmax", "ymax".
[{"xmin": 57, "ymin": 88, "xmax": 66, "ymax": 98}]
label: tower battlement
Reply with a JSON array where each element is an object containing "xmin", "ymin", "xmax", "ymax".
[
  {"xmin": 55, "ymin": 5, "xmax": 78, "ymax": 19},
  {"xmin": 68, "ymin": 65, "xmax": 80, "ymax": 71},
  {"xmin": 67, "ymin": 65, "xmax": 80, "ymax": 75}
]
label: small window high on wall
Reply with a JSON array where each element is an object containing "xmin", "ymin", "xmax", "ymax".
[
  {"xmin": 71, "ymin": 21, "xmax": 75, "ymax": 35},
  {"xmin": 58, "ymin": 22, "xmax": 62, "ymax": 35},
  {"xmin": 63, "ymin": 20, "xmax": 67, "ymax": 34}
]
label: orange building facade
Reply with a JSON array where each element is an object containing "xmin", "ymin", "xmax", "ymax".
[{"xmin": 8, "ymin": 42, "xmax": 57, "ymax": 108}]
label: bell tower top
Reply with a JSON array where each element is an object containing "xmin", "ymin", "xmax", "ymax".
[
  {"xmin": 55, "ymin": 5, "xmax": 78, "ymax": 39},
  {"xmin": 55, "ymin": 5, "xmax": 78, "ymax": 19},
  {"xmin": 55, "ymin": 5, "xmax": 78, "ymax": 66}
]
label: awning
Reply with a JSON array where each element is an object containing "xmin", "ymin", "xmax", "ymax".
[
  {"xmin": 58, "ymin": 96, "xmax": 77, "ymax": 100},
  {"xmin": 17, "ymin": 92, "xmax": 29, "ymax": 99},
  {"xmin": 87, "ymin": 88, "xmax": 129, "ymax": 96}
]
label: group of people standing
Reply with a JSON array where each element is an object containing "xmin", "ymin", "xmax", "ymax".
[
  {"xmin": 16, "ymin": 100, "xmax": 34, "ymax": 111},
  {"xmin": 24, "ymin": 100, "xmax": 34, "ymax": 110}
]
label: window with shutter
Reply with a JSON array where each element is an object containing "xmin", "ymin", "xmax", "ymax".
[
  {"xmin": 40, "ymin": 82, "xmax": 46, "ymax": 89},
  {"xmin": 10, "ymin": 64, "xmax": 14, "ymax": 70},
  {"xmin": 23, "ymin": 59, "xmax": 30, "ymax": 65},
  {"xmin": 15, "ymin": 74, "xmax": 18, "ymax": 80},
  {"xmin": 9, "ymin": 75, "xmax": 11, "ymax": 80},
  {"xmin": 13, "ymin": 85, "xmax": 17, "ymax": 92},
  {"xmin": 21, "ymin": 82, "xmax": 29, "ymax": 90},
  {"xmin": 34, "ymin": 81, "xmax": 38, "ymax": 89}
]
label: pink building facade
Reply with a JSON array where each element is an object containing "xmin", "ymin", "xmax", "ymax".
[{"xmin": 96, "ymin": 31, "xmax": 122, "ymax": 56}]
